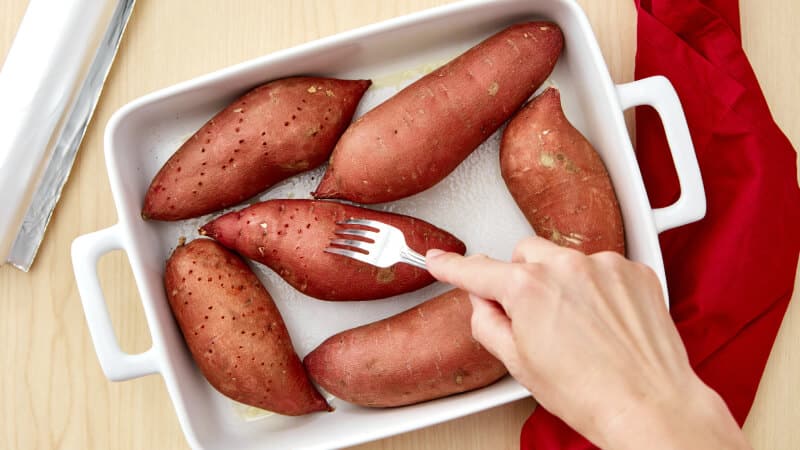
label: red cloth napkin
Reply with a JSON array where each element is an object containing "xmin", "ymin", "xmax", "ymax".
[{"xmin": 520, "ymin": 1, "xmax": 800, "ymax": 448}]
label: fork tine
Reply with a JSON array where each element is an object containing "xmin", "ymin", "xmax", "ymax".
[
  {"xmin": 325, "ymin": 247, "xmax": 373, "ymax": 264},
  {"xmin": 337, "ymin": 218, "xmax": 382, "ymax": 229},
  {"xmin": 334, "ymin": 228, "xmax": 377, "ymax": 239},
  {"xmin": 329, "ymin": 238, "xmax": 371, "ymax": 251}
]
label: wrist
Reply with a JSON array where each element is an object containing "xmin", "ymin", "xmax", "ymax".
[{"xmin": 601, "ymin": 377, "xmax": 750, "ymax": 450}]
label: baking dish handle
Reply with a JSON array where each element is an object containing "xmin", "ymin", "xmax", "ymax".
[
  {"xmin": 616, "ymin": 76, "xmax": 707, "ymax": 233},
  {"xmin": 71, "ymin": 224, "xmax": 160, "ymax": 381}
]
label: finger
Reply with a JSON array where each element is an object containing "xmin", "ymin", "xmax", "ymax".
[
  {"xmin": 468, "ymin": 294, "xmax": 517, "ymax": 365},
  {"xmin": 511, "ymin": 235, "xmax": 572, "ymax": 264},
  {"xmin": 426, "ymin": 250, "xmax": 512, "ymax": 301}
]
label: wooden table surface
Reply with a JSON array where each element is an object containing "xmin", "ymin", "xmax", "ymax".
[{"xmin": 1, "ymin": 1, "xmax": 798, "ymax": 449}]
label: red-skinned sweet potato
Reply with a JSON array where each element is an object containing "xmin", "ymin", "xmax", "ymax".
[
  {"xmin": 199, "ymin": 199, "xmax": 466, "ymax": 301},
  {"xmin": 500, "ymin": 87, "xmax": 625, "ymax": 254},
  {"xmin": 164, "ymin": 239, "xmax": 331, "ymax": 415},
  {"xmin": 304, "ymin": 289, "xmax": 507, "ymax": 407},
  {"xmin": 143, "ymin": 77, "xmax": 371, "ymax": 220},
  {"xmin": 313, "ymin": 22, "xmax": 563, "ymax": 204}
]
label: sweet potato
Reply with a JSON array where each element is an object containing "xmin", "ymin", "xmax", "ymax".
[
  {"xmin": 143, "ymin": 77, "xmax": 371, "ymax": 220},
  {"xmin": 199, "ymin": 199, "xmax": 466, "ymax": 301},
  {"xmin": 164, "ymin": 238, "xmax": 331, "ymax": 415},
  {"xmin": 500, "ymin": 87, "xmax": 625, "ymax": 254},
  {"xmin": 313, "ymin": 22, "xmax": 563, "ymax": 204},
  {"xmin": 304, "ymin": 289, "xmax": 507, "ymax": 407}
]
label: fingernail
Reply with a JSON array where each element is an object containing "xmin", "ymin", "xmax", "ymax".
[{"xmin": 426, "ymin": 249, "xmax": 446, "ymax": 259}]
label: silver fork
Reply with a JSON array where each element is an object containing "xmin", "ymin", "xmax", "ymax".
[{"xmin": 325, "ymin": 219, "xmax": 428, "ymax": 270}]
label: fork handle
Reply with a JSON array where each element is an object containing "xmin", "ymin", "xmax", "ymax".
[{"xmin": 400, "ymin": 248, "xmax": 428, "ymax": 271}]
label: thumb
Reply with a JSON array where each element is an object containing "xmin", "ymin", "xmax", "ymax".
[{"xmin": 469, "ymin": 294, "xmax": 517, "ymax": 368}]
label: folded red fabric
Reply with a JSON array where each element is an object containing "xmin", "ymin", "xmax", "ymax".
[{"xmin": 520, "ymin": 1, "xmax": 800, "ymax": 448}]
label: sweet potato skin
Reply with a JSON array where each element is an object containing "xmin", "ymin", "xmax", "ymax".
[
  {"xmin": 304, "ymin": 289, "xmax": 507, "ymax": 407},
  {"xmin": 314, "ymin": 22, "xmax": 563, "ymax": 204},
  {"xmin": 143, "ymin": 77, "xmax": 371, "ymax": 221},
  {"xmin": 164, "ymin": 239, "xmax": 331, "ymax": 415},
  {"xmin": 500, "ymin": 88, "xmax": 625, "ymax": 255},
  {"xmin": 200, "ymin": 200, "xmax": 466, "ymax": 301}
]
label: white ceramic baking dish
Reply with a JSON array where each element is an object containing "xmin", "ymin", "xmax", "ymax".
[{"xmin": 71, "ymin": 0, "xmax": 706, "ymax": 449}]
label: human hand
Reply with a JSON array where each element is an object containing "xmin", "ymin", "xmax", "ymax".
[{"xmin": 426, "ymin": 237, "xmax": 750, "ymax": 450}]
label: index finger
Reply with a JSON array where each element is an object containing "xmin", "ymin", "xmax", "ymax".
[{"xmin": 425, "ymin": 250, "xmax": 513, "ymax": 301}]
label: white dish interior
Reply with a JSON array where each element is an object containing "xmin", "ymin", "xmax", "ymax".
[{"xmin": 98, "ymin": 1, "xmax": 688, "ymax": 449}]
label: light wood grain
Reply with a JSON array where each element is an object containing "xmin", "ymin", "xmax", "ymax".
[{"xmin": 1, "ymin": 1, "xmax": 797, "ymax": 449}]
